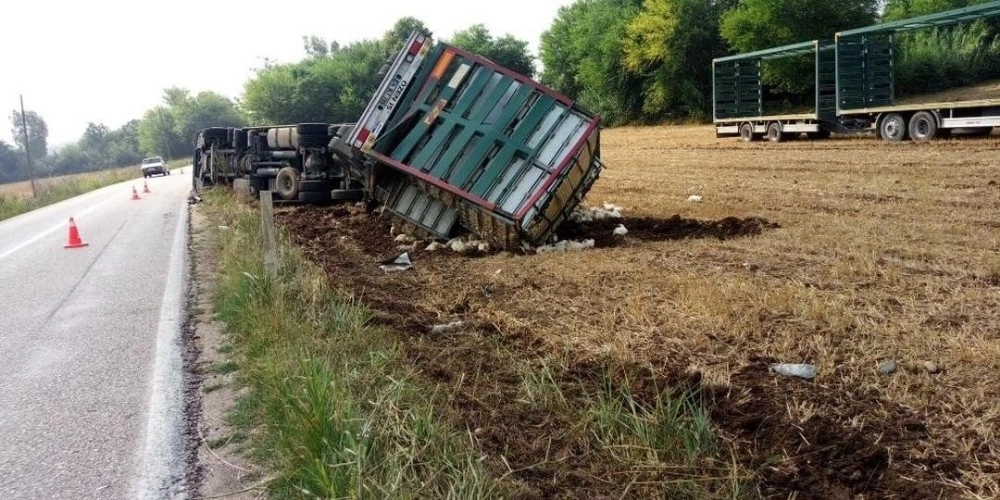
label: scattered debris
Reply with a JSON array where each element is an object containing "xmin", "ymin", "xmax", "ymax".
[
  {"xmin": 394, "ymin": 233, "xmax": 416, "ymax": 244},
  {"xmin": 613, "ymin": 224, "xmax": 628, "ymax": 236},
  {"xmin": 188, "ymin": 194, "xmax": 203, "ymax": 204},
  {"xmin": 770, "ymin": 363, "xmax": 817, "ymax": 380},
  {"xmin": 878, "ymin": 360, "xmax": 898, "ymax": 374},
  {"xmin": 425, "ymin": 241, "xmax": 445, "ymax": 252},
  {"xmin": 444, "ymin": 237, "xmax": 489, "ymax": 253},
  {"xmin": 536, "ymin": 239, "xmax": 596, "ymax": 254},
  {"xmin": 687, "ymin": 194, "xmax": 703, "ymax": 203},
  {"xmin": 922, "ymin": 361, "xmax": 941, "ymax": 374},
  {"xmin": 378, "ymin": 252, "xmax": 412, "ymax": 273},
  {"xmin": 217, "ymin": 225, "xmax": 229, "ymax": 231},
  {"xmin": 430, "ymin": 321, "xmax": 465, "ymax": 334},
  {"xmin": 570, "ymin": 203, "xmax": 623, "ymax": 223}
]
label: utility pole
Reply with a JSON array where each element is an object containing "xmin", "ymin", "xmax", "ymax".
[
  {"xmin": 19, "ymin": 95, "xmax": 37, "ymax": 198},
  {"xmin": 156, "ymin": 108, "xmax": 173, "ymax": 160}
]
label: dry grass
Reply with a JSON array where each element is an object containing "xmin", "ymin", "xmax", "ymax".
[{"xmin": 277, "ymin": 123, "xmax": 1000, "ymax": 497}]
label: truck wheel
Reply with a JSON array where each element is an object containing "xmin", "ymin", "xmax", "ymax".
[
  {"xmin": 275, "ymin": 167, "xmax": 301, "ymax": 200},
  {"xmin": 908, "ymin": 111, "xmax": 937, "ymax": 141},
  {"xmin": 739, "ymin": 123, "xmax": 756, "ymax": 142},
  {"xmin": 879, "ymin": 113, "xmax": 907, "ymax": 141},
  {"xmin": 766, "ymin": 123, "xmax": 783, "ymax": 142},
  {"xmin": 330, "ymin": 189, "xmax": 365, "ymax": 201},
  {"xmin": 298, "ymin": 190, "xmax": 330, "ymax": 203}
]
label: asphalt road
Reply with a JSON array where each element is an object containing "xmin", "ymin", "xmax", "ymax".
[{"xmin": 0, "ymin": 170, "xmax": 192, "ymax": 499}]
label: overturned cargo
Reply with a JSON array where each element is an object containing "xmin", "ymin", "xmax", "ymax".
[{"xmin": 355, "ymin": 35, "xmax": 604, "ymax": 249}]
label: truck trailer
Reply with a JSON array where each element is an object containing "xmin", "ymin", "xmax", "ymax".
[
  {"xmin": 713, "ymin": 0, "xmax": 1000, "ymax": 142},
  {"xmin": 193, "ymin": 32, "xmax": 604, "ymax": 249}
]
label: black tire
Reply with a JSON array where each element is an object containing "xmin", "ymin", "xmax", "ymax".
[
  {"xmin": 296, "ymin": 123, "xmax": 329, "ymax": 136},
  {"xmin": 275, "ymin": 167, "xmax": 301, "ymax": 200},
  {"xmin": 879, "ymin": 113, "xmax": 907, "ymax": 141},
  {"xmin": 298, "ymin": 190, "xmax": 330, "ymax": 203},
  {"xmin": 297, "ymin": 134, "xmax": 330, "ymax": 148},
  {"xmin": 201, "ymin": 127, "xmax": 229, "ymax": 145},
  {"xmin": 908, "ymin": 111, "xmax": 937, "ymax": 141},
  {"xmin": 739, "ymin": 123, "xmax": 756, "ymax": 142},
  {"xmin": 299, "ymin": 180, "xmax": 334, "ymax": 192},
  {"xmin": 329, "ymin": 189, "xmax": 365, "ymax": 201},
  {"xmin": 297, "ymin": 123, "xmax": 332, "ymax": 148},
  {"xmin": 766, "ymin": 122, "xmax": 783, "ymax": 142}
]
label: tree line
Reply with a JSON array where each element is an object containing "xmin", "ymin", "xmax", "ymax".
[{"xmin": 3, "ymin": 0, "xmax": 995, "ymax": 184}]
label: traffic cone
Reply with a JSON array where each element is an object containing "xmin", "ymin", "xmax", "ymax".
[
  {"xmin": 64, "ymin": 217, "xmax": 89, "ymax": 249},
  {"xmin": 131, "ymin": 185, "xmax": 141, "ymax": 200},
  {"xmin": 143, "ymin": 181, "xmax": 151, "ymax": 194}
]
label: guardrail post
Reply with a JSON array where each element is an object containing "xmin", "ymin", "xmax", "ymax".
[{"xmin": 260, "ymin": 190, "xmax": 278, "ymax": 280}]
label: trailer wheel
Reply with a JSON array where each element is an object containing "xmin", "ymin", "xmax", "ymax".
[
  {"xmin": 879, "ymin": 113, "xmax": 907, "ymax": 141},
  {"xmin": 907, "ymin": 111, "xmax": 937, "ymax": 141},
  {"xmin": 739, "ymin": 123, "xmax": 756, "ymax": 142},
  {"xmin": 275, "ymin": 167, "xmax": 301, "ymax": 200},
  {"xmin": 766, "ymin": 123, "xmax": 784, "ymax": 142}
]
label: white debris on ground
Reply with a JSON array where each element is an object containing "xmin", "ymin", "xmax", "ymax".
[
  {"xmin": 613, "ymin": 224, "xmax": 628, "ymax": 236},
  {"xmin": 687, "ymin": 194, "xmax": 703, "ymax": 203},
  {"xmin": 425, "ymin": 241, "xmax": 446, "ymax": 252},
  {"xmin": 378, "ymin": 252, "xmax": 412, "ymax": 273},
  {"xmin": 535, "ymin": 239, "xmax": 595, "ymax": 254},
  {"xmin": 445, "ymin": 237, "xmax": 490, "ymax": 253},
  {"xmin": 394, "ymin": 233, "xmax": 416, "ymax": 244},
  {"xmin": 430, "ymin": 321, "xmax": 465, "ymax": 334},
  {"xmin": 569, "ymin": 202, "xmax": 623, "ymax": 223}
]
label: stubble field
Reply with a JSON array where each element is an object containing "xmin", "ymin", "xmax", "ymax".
[{"xmin": 275, "ymin": 124, "xmax": 999, "ymax": 498}]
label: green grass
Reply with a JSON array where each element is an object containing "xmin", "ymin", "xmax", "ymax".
[
  {"xmin": 0, "ymin": 166, "xmax": 139, "ymax": 221},
  {"xmin": 203, "ymin": 189, "xmax": 500, "ymax": 499}
]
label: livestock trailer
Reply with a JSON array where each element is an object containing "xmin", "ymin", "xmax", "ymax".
[{"xmin": 714, "ymin": 0, "xmax": 1000, "ymax": 141}]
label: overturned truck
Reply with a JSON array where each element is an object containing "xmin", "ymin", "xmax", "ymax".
[{"xmin": 193, "ymin": 32, "xmax": 603, "ymax": 250}]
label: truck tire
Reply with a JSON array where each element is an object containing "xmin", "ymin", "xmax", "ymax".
[
  {"xmin": 908, "ymin": 111, "xmax": 937, "ymax": 141},
  {"xmin": 275, "ymin": 167, "xmax": 301, "ymax": 200},
  {"xmin": 330, "ymin": 189, "xmax": 365, "ymax": 201},
  {"xmin": 299, "ymin": 180, "xmax": 334, "ymax": 192},
  {"xmin": 766, "ymin": 122, "xmax": 783, "ymax": 142},
  {"xmin": 739, "ymin": 123, "xmax": 756, "ymax": 142},
  {"xmin": 296, "ymin": 123, "xmax": 331, "ymax": 148},
  {"xmin": 879, "ymin": 113, "xmax": 907, "ymax": 141},
  {"xmin": 298, "ymin": 190, "xmax": 330, "ymax": 203}
]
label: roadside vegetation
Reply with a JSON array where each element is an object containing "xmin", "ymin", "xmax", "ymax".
[
  {"xmin": 0, "ymin": 166, "xmax": 140, "ymax": 221},
  {"xmin": 200, "ymin": 190, "xmax": 754, "ymax": 498}
]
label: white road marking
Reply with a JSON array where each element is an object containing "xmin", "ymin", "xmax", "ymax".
[{"xmin": 135, "ymin": 201, "xmax": 189, "ymax": 499}]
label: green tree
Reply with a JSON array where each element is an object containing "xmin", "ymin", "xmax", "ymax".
[
  {"xmin": 0, "ymin": 139, "xmax": 20, "ymax": 183},
  {"xmin": 449, "ymin": 24, "xmax": 535, "ymax": 77},
  {"xmin": 540, "ymin": 0, "xmax": 645, "ymax": 124},
  {"xmin": 623, "ymin": 0, "xmax": 732, "ymax": 120},
  {"xmin": 721, "ymin": 0, "xmax": 878, "ymax": 52},
  {"xmin": 720, "ymin": 0, "xmax": 878, "ymax": 93},
  {"xmin": 242, "ymin": 20, "xmax": 423, "ymax": 126},
  {"xmin": 138, "ymin": 106, "xmax": 185, "ymax": 158},
  {"xmin": 9, "ymin": 109, "xmax": 49, "ymax": 161}
]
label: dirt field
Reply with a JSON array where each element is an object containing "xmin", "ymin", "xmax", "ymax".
[{"xmin": 273, "ymin": 124, "xmax": 999, "ymax": 498}]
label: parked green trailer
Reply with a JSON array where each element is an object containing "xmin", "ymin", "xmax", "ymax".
[{"xmin": 714, "ymin": 0, "xmax": 1000, "ymax": 142}]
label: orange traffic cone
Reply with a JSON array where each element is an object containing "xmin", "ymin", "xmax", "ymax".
[
  {"xmin": 143, "ymin": 181, "xmax": 151, "ymax": 194},
  {"xmin": 131, "ymin": 185, "xmax": 141, "ymax": 200},
  {"xmin": 64, "ymin": 217, "xmax": 89, "ymax": 249}
]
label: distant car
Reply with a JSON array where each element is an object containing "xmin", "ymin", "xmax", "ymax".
[{"xmin": 141, "ymin": 156, "xmax": 170, "ymax": 177}]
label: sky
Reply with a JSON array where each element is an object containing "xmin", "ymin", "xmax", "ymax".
[{"xmin": 0, "ymin": 0, "xmax": 575, "ymax": 148}]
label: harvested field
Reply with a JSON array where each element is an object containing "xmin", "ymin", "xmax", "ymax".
[{"xmin": 274, "ymin": 124, "xmax": 999, "ymax": 498}]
